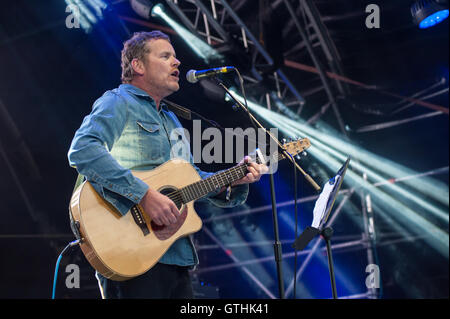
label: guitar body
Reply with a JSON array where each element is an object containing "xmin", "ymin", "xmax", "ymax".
[{"xmin": 69, "ymin": 159, "xmax": 203, "ymax": 281}]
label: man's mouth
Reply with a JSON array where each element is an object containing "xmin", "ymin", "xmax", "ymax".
[{"xmin": 170, "ymin": 70, "xmax": 180, "ymax": 78}]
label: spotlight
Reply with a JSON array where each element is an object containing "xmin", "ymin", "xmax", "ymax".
[
  {"xmin": 143, "ymin": 1, "xmax": 224, "ymax": 63},
  {"xmin": 129, "ymin": 0, "xmax": 162, "ymax": 19},
  {"xmin": 411, "ymin": 0, "xmax": 449, "ymax": 29},
  {"xmin": 151, "ymin": 3, "xmax": 164, "ymax": 17}
]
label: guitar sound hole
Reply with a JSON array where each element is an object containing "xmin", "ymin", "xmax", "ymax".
[{"xmin": 159, "ymin": 187, "xmax": 182, "ymax": 210}]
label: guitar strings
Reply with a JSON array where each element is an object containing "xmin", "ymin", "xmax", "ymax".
[
  {"xmin": 164, "ymin": 163, "xmax": 249, "ymax": 204},
  {"xmin": 164, "ymin": 152, "xmax": 285, "ymax": 204},
  {"xmin": 164, "ymin": 151, "xmax": 285, "ymax": 203},
  {"xmin": 166, "ymin": 153, "xmax": 284, "ymax": 202}
]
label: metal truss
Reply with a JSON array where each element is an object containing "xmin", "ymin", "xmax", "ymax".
[
  {"xmin": 163, "ymin": 0, "xmax": 352, "ymax": 133},
  {"xmin": 121, "ymin": 0, "xmax": 447, "ymax": 299},
  {"xmin": 192, "ymin": 166, "xmax": 449, "ymax": 299},
  {"xmin": 165, "ymin": 0, "xmax": 306, "ymax": 116}
]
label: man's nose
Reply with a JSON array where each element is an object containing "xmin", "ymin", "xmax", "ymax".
[{"xmin": 173, "ymin": 57, "xmax": 181, "ymax": 67}]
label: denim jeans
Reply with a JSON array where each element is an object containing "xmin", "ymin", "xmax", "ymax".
[{"xmin": 96, "ymin": 263, "xmax": 194, "ymax": 299}]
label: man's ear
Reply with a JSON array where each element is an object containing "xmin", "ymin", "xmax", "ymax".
[{"xmin": 131, "ymin": 58, "xmax": 144, "ymax": 76}]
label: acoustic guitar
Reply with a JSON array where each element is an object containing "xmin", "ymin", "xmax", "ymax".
[{"xmin": 69, "ymin": 138, "xmax": 310, "ymax": 281}]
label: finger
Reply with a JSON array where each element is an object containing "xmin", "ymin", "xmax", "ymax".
[
  {"xmin": 161, "ymin": 204, "xmax": 176, "ymax": 224},
  {"xmin": 155, "ymin": 208, "xmax": 171, "ymax": 226},
  {"xmin": 152, "ymin": 218, "xmax": 163, "ymax": 226},
  {"xmin": 170, "ymin": 205, "xmax": 180, "ymax": 223},
  {"xmin": 246, "ymin": 172, "xmax": 256, "ymax": 183},
  {"xmin": 248, "ymin": 162, "xmax": 264, "ymax": 173},
  {"xmin": 162, "ymin": 215, "xmax": 172, "ymax": 226},
  {"xmin": 241, "ymin": 155, "xmax": 250, "ymax": 164},
  {"xmin": 248, "ymin": 166, "xmax": 260, "ymax": 178},
  {"xmin": 253, "ymin": 163, "xmax": 268, "ymax": 175}
]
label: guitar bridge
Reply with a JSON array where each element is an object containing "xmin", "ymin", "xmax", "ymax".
[{"xmin": 131, "ymin": 205, "xmax": 150, "ymax": 236}]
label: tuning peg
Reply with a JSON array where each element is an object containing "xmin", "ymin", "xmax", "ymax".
[
  {"xmin": 282, "ymin": 138, "xmax": 287, "ymax": 143},
  {"xmin": 302, "ymin": 151, "xmax": 307, "ymax": 157},
  {"xmin": 295, "ymin": 154, "xmax": 301, "ymax": 160}
]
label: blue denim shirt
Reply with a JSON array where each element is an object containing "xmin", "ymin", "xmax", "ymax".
[{"xmin": 68, "ymin": 84, "xmax": 248, "ymax": 267}]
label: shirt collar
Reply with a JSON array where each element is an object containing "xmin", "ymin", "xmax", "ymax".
[
  {"xmin": 120, "ymin": 83, "xmax": 152, "ymax": 98},
  {"xmin": 120, "ymin": 84, "xmax": 169, "ymax": 112}
]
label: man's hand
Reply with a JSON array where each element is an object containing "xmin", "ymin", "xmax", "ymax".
[
  {"xmin": 232, "ymin": 156, "xmax": 269, "ymax": 186},
  {"xmin": 139, "ymin": 188, "xmax": 179, "ymax": 226}
]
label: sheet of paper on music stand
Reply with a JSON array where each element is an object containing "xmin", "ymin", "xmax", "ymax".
[{"xmin": 311, "ymin": 175, "xmax": 342, "ymax": 228}]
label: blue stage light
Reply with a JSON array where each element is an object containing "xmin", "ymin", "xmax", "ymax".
[
  {"xmin": 419, "ymin": 9, "xmax": 449, "ymax": 28},
  {"xmin": 411, "ymin": 0, "xmax": 449, "ymax": 29}
]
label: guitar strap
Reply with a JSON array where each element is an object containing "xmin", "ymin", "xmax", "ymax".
[
  {"xmin": 162, "ymin": 99, "xmax": 264, "ymax": 148},
  {"xmin": 162, "ymin": 99, "xmax": 192, "ymax": 121},
  {"xmin": 162, "ymin": 98, "xmax": 225, "ymax": 132},
  {"xmin": 72, "ymin": 172, "xmax": 86, "ymax": 193}
]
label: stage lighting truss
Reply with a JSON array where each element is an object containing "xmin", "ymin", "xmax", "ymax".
[
  {"xmin": 158, "ymin": 0, "xmax": 379, "ymax": 299},
  {"xmin": 125, "ymin": 0, "xmax": 449, "ymax": 299},
  {"xmin": 160, "ymin": 0, "xmax": 349, "ymax": 126}
]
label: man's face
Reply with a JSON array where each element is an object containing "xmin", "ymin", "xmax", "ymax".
[{"xmin": 141, "ymin": 38, "xmax": 181, "ymax": 98}]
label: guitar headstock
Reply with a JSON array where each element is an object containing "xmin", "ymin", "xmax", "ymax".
[
  {"xmin": 248, "ymin": 137, "xmax": 312, "ymax": 166},
  {"xmin": 282, "ymin": 137, "xmax": 311, "ymax": 157}
]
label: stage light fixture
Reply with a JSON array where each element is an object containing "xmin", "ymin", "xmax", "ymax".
[
  {"xmin": 151, "ymin": 3, "xmax": 164, "ymax": 17},
  {"xmin": 130, "ymin": 0, "xmax": 223, "ymax": 63},
  {"xmin": 130, "ymin": 0, "xmax": 158, "ymax": 19},
  {"xmin": 411, "ymin": 0, "xmax": 449, "ymax": 28}
]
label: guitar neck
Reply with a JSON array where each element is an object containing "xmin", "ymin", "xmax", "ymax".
[{"xmin": 179, "ymin": 151, "xmax": 285, "ymax": 204}]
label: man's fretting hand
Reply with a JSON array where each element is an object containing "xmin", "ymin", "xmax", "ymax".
[{"xmin": 232, "ymin": 156, "xmax": 269, "ymax": 186}]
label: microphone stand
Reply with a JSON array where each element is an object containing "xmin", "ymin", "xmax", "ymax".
[
  {"xmin": 216, "ymin": 81, "xmax": 321, "ymax": 192},
  {"xmin": 214, "ymin": 78, "xmax": 321, "ymax": 299}
]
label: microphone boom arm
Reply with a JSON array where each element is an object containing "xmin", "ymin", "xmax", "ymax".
[{"xmin": 216, "ymin": 81, "xmax": 321, "ymax": 192}]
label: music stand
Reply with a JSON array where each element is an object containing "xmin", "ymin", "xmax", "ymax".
[{"xmin": 292, "ymin": 157, "xmax": 351, "ymax": 299}]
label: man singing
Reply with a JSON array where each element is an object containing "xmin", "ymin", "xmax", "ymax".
[{"xmin": 68, "ymin": 31, "xmax": 267, "ymax": 298}]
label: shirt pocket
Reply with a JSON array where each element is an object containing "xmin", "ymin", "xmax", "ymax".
[{"xmin": 137, "ymin": 121, "xmax": 163, "ymax": 162}]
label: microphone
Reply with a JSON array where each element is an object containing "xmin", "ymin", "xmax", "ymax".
[{"xmin": 186, "ymin": 66, "xmax": 235, "ymax": 83}]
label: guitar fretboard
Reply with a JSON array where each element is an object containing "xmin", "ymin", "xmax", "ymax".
[
  {"xmin": 180, "ymin": 164, "xmax": 247, "ymax": 203},
  {"xmin": 172, "ymin": 151, "xmax": 285, "ymax": 205}
]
